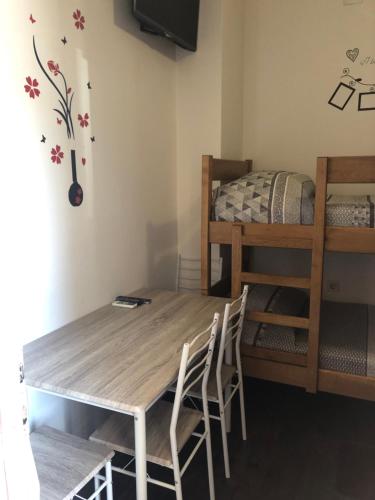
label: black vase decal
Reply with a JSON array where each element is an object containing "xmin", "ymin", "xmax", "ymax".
[{"xmin": 69, "ymin": 150, "xmax": 83, "ymax": 207}]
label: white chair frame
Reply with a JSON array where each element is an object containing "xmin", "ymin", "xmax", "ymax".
[
  {"xmin": 186, "ymin": 285, "xmax": 249, "ymax": 479},
  {"xmin": 111, "ymin": 313, "xmax": 220, "ymax": 500},
  {"xmin": 84, "ymin": 463, "xmax": 113, "ymax": 500}
]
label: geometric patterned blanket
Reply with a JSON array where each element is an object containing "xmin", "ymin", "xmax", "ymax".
[
  {"xmin": 213, "ymin": 171, "xmax": 315, "ymax": 224},
  {"xmin": 213, "ymin": 171, "xmax": 375, "ymax": 227}
]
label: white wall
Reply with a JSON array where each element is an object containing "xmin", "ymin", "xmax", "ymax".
[
  {"xmin": 1, "ymin": 0, "xmax": 177, "ymax": 435},
  {"xmin": 242, "ymin": 0, "xmax": 375, "ymax": 304},
  {"xmin": 176, "ymin": 0, "xmax": 246, "ymax": 258},
  {"xmin": 221, "ymin": 0, "xmax": 245, "ymax": 159},
  {"xmin": 176, "ymin": 0, "xmax": 224, "ymax": 258}
]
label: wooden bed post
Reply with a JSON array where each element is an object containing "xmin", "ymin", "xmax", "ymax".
[
  {"xmin": 201, "ymin": 155, "xmax": 213, "ymax": 295},
  {"xmin": 306, "ymin": 157, "xmax": 328, "ymax": 393},
  {"xmin": 231, "ymin": 223, "xmax": 243, "ymax": 298}
]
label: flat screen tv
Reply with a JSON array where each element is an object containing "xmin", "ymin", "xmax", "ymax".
[{"xmin": 133, "ymin": 0, "xmax": 200, "ymax": 52}]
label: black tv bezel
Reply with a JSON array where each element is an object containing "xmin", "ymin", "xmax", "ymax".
[{"xmin": 133, "ymin": 0, "xmax": 199, "ymax": 52}]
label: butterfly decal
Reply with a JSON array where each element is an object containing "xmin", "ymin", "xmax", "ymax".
[
  {"xmin": 41, "ymin": 134, "xmax": 46, "ymax": 143},
  {"xmin": 57, "ymin": 118, "xmax": 62, "ymax": 125},
  {"xmin": 90, "ymin": 136, "xmax": 95, "ymax": 143},
  {"xmin": 82, "ymin": 158, "xmax": 86, "ymax": 166},
  {"xmin": 29, "ymin": 14, "xmax": 36, "ymax": 24},
  {"xmin": 61, "ymin": 36, "xmax": 67, "ymax": 45},
  {"xmin": 87, "ymin": 82, "xmax": 92, "ymax": 90}
]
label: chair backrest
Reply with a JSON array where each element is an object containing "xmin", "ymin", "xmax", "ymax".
[
  {"xmin": 176, "ymin": 255, "xmax": 222, "ymax": 293},
  {"xmin": 170, "ymin": 313, "xmax": 220, "ymax": 443},
  {"xmin": 216, "ymin": 285, "xmax": 249, "ymax": 389}
]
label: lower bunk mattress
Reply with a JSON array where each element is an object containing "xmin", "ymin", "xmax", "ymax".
[
  {"xmin": 213, "ymin": 170, "xmax": 375, "ymax": 227},
  {"xmin": 243, "ymin": 285, "xmax": 375, "ymax": 377}
]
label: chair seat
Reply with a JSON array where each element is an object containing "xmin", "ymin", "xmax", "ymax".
[
  {"xmin": 31, "ymin": 426, "xmax": 114, "ymax": 500},
  {"xmin": 189, "ymin": 363, "xmax": 236, "ymax": 401},
  {"xmin": 90, "ymin": 400, "xmax": 203, "ymax": 468}
]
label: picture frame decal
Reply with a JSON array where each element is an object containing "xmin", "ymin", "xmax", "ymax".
[
  {"xmin": 358, "ymin": 92, "xmax": 375, "ymax": 111},
  {"xmin": 328, "ymin": 82, "xmax": 355, "ymax": 111}
]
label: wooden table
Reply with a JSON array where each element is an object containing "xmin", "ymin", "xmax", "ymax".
[{"xmin": 24, "ymin": 289, "xmax": 227, "ymax": 500}]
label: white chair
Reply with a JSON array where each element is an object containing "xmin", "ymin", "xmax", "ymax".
[
  {"xmin": 30, "ymin": 426, "xmax": 114, "ymax": 500},
  {"xmin": 176, "ymin": 254, "xmax": 222, "ymax": 293},
  {"xmin": 90, "ymin": 313, "xmax": 220, "ymax": 500},
  {"xmin": 186, "ymin": 285, "xmax": 249, "ymax": 479}
]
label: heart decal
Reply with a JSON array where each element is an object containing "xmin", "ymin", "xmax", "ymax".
[{"xmin": 346, "ymin": 48, "xmax": 359, "ymax": 63}]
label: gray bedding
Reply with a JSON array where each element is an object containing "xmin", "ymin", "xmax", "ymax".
[
  {"xmin": 243, "ymin": 285, "xmax": 375, "ymax": 376},
  {"xmin": 213, "ymin": 171, "xmax": 375, "ymax": 227}
]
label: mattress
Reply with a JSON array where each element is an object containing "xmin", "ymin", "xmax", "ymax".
[
  {"xmin": 243, "ymin": 287, "xmax": 375, "ymax": 376},
  {"xmin": 213, "ymin": 171, "xmax": 375, "ymax": 227}
]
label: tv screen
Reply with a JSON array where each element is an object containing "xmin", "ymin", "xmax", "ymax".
[{"xmin": 133, "ymin": 0, "xmax": 200, "ymax": 52}]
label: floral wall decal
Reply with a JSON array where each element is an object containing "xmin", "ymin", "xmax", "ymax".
[
  {"xmin": 24, "ymin": 77, "xmax": 40, "ymax": 99},
  {"xmin": 51, "ymin": 145, "xmax": 64, "ymax": 165},
  {"xmin": 73, "ymin": 9, "xmax": 85, "ymax": 30},
  {"xmin": 78, "ymin": 113, "xmax": 89, "ymax": 128},
  {"xmin": 26, "ymin": 8, "xmax": 94, "ymax": 208}
]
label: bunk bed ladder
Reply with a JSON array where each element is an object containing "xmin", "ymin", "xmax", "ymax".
[{"xmin": 232, "ymin": 159, "xmax": 327, "ymax": 393}]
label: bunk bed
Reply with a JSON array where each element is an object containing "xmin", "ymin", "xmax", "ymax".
[{"xmin": 201, "ymin": 154, "xmax": 375, "ymax": 401}]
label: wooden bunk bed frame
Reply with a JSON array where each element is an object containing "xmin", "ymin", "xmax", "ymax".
[{"xmin": 201, "ymin": 154, "xmax": 375, "ymax": 401}]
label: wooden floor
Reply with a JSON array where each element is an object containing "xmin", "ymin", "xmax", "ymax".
[{"xmin": 92, "ymin": 378, "xmax": 375, "ymax": 500}]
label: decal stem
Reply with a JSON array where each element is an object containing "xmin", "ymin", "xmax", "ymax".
[{"xmin": 71, "ymin": 150, "xmax": 77, "ymax": 183}]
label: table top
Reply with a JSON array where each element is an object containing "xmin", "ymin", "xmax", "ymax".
[{"xmin": 23, "ymin": 289, "xmax": 227, "ymax": 414}]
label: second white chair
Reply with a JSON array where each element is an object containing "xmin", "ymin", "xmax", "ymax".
[{"xmin": 186, "ymin": 285, "xmax": 249, "ymax": 479}]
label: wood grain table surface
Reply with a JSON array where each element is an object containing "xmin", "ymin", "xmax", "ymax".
[{"xmin": 23, "ymin": 289, "xmax": 227, "ymax": 414}]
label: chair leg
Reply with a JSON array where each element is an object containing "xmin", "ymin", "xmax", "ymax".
[
  {"xmin": 218, "ymin": 397, "xmax": 231, "ymax": 479},
  {"xmin": 205, "ymin": 427, "xmax": 216, "ymax": 500},
  {"xmin": 224, "ymin": 385, "xmax": 232, "ymax": 433},
  {"xmin": 105, "ymin": 461, "xmax": 113, "ymax": 500},
  {"xmin": 94, "ymin": 475, "xmax": 101, "ymax": 500},
  {"xmin": 238, "ymin": 372, "xmax": 247, "ymax": 441},
  {"xmin": 173, "ymin": 465, "xmax": 183, "ymax": 500}
]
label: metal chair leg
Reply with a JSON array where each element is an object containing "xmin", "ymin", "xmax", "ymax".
[
  {"xmin": 173, "ymin": 465, "xmax": 183, "ymax": 500},
  {"xmin": 238, "ymin": 378, "xmax": 247, "ymax": 441},
  {"xmin": 105, "ymin": 461, "xmax": 113, "ymax": 500},
  {"xmin": 218, "ymin": 394, "xmax": 231, "ymax": 478},
  {"xmin": 205, "ymin": 427, "xmax": 216, "ymax": 500},
  {"xmin": 94, "ymin": 476, "xmax": 101, "ymax": 500},
  {"xmin": 224, "ymin": 385, "xmax": 232, "ymax": 433}
]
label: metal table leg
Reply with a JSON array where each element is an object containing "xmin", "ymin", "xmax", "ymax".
[{"xmin": 134, "ymin": 410, "xmax": 147, "ymax": 500}]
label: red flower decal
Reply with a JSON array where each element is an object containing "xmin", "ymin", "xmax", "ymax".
[
  {"xmin": 51, "ymin": 145, "xmax": 64, "ymax": 164},
  {"xmin": 73, "ymin": 9, "xmax": 85, "ymax": 30},
  {"xmin": 24, "ymin": 76, "xmax": 40, "ymax": 99},
  {"xmin": 47, "ymin": 60, "xmax": 60, "ymax": 76},
  {"xmin": 78, "ymin": 112, "xmax": 89, "ymax": 128}
]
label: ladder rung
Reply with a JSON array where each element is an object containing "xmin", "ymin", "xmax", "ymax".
[
  {"xmin": 241, "ymin": 272, "xmax": 310, "ymax": 290},
  {"xmin": 246, "ymin": 311, "xmax": 309, "ymax": 330}
]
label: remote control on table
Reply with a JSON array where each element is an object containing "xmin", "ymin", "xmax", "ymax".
[{"xmin": 115, "ymin": 296, "xmax": 152, "ymax": 305}]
